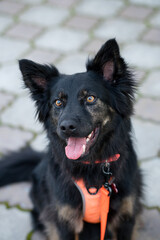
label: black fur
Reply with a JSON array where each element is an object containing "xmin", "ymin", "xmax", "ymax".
[{"xmin": 0, "ymin": 39, "xmax": 142, "ymax": 240}]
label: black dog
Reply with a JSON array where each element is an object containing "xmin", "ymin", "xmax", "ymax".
[{"xmin": 0, "ymin": 39, "xmax": 142, "ymax": 240}]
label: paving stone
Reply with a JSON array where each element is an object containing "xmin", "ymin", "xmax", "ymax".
[
  {"xmin": 1, "ymin": 96, "xmax": 43, "ymax": 132},
  {"xmin": 84, "ymin": 39, "xmax": 105, "ymax": 54},
  {"xmin": 0, "ymin": 126, "xmax": 33, "ymax": 154},
  {"xmin": 17, "ymin": 0, "xmax": 42, "ymax": 4},
  {"xmin": 57, "ymin": 53, "xmax": 87, "ymax": 74},
  {"xmin": 25, "ymin": 49, "xmax": 60, "ymax": 64},
  {"xmin": 0, "ymin": 182, "xmax": 33, "ymax": 209},
  {"xmin": 35, "ymin": 28, "xmax": 88, "ymax": 52},
  {"xmin": 31, "ymin": 231, "xmax": 46, "ymax": 240},
  {"xmin": 140, "ymin": 70, "xmax": 160, "ymax": 98},
  {"xmin": 76, "ymin": 0, "xmax": 124, "ymax": 18},
  {"xmin": 0, "ymin": 93, "xmax": 14, "ymax": 111},
  {"xmin": 0, "ymin": 1, "xmax": 25, "ymax": 15},
  {"xmin": 132, "ymin": 118, "xmax": 160, "ymax": 160},
  {"xmin": 95, "ymin": 19, "xmax": 145, "ymax": 43},
  {"xmin": 135, "ymin": 98, "xmax": 160, "ymax": 122},
  {"xmin": 121, "ymin": 5, "xmax": 152, "ymax": 20},
  {"xmin": 48, "ymin": 0, "xmax": 78, "ymax": 8},
  {"xmin": 66, "ymin": 16, "xmax": 98, "ymax": 30},
  {"xmin": 31, "ymin": 133, "xmax": 48, "ymax": 151},
  {"xmin": 143, "ymin": 28, "xmax": 160, "ymax": 44},
  {"xmin": 0, "ymin": 204, "xmax": 32, "ymax": 240},
  {"xmin": 122, "ymin": 43, "xmax": 160, "ymax": 69},
  {"xmin": 0, "ymin": 37, "xmax": 29, "ymax": 64},
  {"xmin": 20, "ymin": 5, "xmax": 68, "ymax": 27},
  {"xmin": 129, "ymin": 0, "xmax": 160, "ymax": 7},
  {"xmin": 0, "ymin": 15, "xmax": 12, "ymax": 33},
  {"xmin": 138, "ymin": 209, "xmax": 160, "ymax": 240},
  {"xmin": 7, "ymin": 23, "xmax": 42, "ymax": 41},
  {"xmin": 140, "ymin": 158, "xmax": 160, "ymax": 207},
  {"xmin": 0, "ymin": 64, "xmax": 24, "ymax": 95},
  {"xmin": 150, "ymin": 11, "xmax": 160, "ymax": 27}
]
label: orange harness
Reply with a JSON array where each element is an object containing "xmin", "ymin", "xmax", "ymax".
[
  {"xmin": 74, "ymin": 179, "xmax": 110, "ymax": 240},
  {"xmin": 74, "ymin": 154, "xmax": 120, "ymax": 240}
]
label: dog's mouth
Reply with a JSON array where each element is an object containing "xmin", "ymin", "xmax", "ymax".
[{"xmin": 65, "ymin": 127, "xmax": 99, "ymax": 160}]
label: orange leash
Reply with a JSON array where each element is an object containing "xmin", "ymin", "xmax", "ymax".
[{"xmin": 100, "ymin": 187, "xmax": 110, "ymax": 240}]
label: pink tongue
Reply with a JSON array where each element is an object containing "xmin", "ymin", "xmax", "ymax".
[{"xmin": 65, "ymin": 137, "xmax": 86, "ymax": 160}]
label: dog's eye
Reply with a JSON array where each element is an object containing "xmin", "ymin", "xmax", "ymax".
[
  {"xmin": 55, "ymin": 99, "xmax": 63, "ymax": 107},
  {"xmin": 86, "ymin": 96, "xmax": 95, "ymax": 103}
]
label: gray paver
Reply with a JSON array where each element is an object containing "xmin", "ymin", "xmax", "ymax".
[
  {"xmin": 17, "ymin": 0, "xmax": 42, "ymax": 4},
  {"xmin": 143, "ymin": 28, "xmax": 160, "ymax": 44},
  {"xmin": 135, "ymin": 98, "xmax": 160, "ymax": 122},
  {"xmin": 0, "ymin": 15, "xmax": 12, "ymax": 33},
  {"xmin": 67, "ymin": 16, "xmax": 98, "ymax": 30},
  {"xmin": 0, "ymin": 182, "xmax": 32, "ymax": 209},
  {"xmin": 49, "ymin": 0, "xmax": 78, "ymax": 8},
  {"xmin": 95, "ymin": 19, "xmax": 145, "ymax": 43},
  {"xmin": 35, "ymin": 28, "xmax": 88, "ymax": 52},
  {"xmin": 76, "ymin": 0, "xmax": 124, "ymax": 18},
  {"xmin": 0, "ymin": 92, "xmax": 14, "ymax": 111},
  {"xmin": 1, "ymin": 96, "xmax": 43, "ymax": 132},
  {"xmin": 25, "ymin": 49, "xmax": 60, "ymax": 64},
  {"xmin": 150, "ymin": 11, "xmax": 160, "ymax": 27},
  {"xmin": 31, "ymin": 133, "xmax": 48, "ymax": 151},
  {"xmin": 20, "ymin": 5, "xmax": 69, "ymax": 27},
  {"xmin": 140, "ymin": 158, "xmax": 160, "ymax": 207},
  {"xmin": 57, "ymin": 53, "xmax": 87, "ymax": 74},
  {"xmin": 129, "ymin": 0, "xmax": 160, "ymax": 7},
  {"xmin": 0, "ymin": 126, "xmax": 33, "ymax": 154},
  {"xmin": 0, "ymin": 37, "xmax": 29, "ymax": 64},
  {"xmin": 122, "ymin": 43, "xmax": 160, "ymax": 69},
  {"xmin": 121, "ymin": 5, "xmax": 152, "ymax": 20},
  {"xmin": 0, "ymin": 204, "xmax": 32, "ymax": 240},
  {"xmin": 0, "ymin": 64, "xmax": 24, "ymax": 95},
  {"xmin": 138, "ymin": 209, "xmax": 160, "ymax": 240},
  {"xmin": 140, "ymin": 70, "xmax": 160, "ymax": 98},
  {"xmin": 132, "ymin": 118, "xmax": 160, "ymax": 160},
  {"xmin": 7, "ymin": 23, "xmax": 42, "ymax": 41},
  {"xmin": 0, "ymin": 1, "xmax": 25, "ymax": 15}
]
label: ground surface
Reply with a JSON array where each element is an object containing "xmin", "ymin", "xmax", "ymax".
[{"xmin": 0, "ymin": 0, "xmax": 160, "ymax": 239}]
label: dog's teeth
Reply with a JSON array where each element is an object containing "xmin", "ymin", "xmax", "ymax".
[
  {"xmin": 88, "ymin": 132, "xmax": 92, "ymax": 139},
  {"xmin": 86, "ymin": 138, "xmax": 90, "ymax": 143},
  {"xmin": 82, "ymin": 144, "xmax": 86, "ymax": 153}
]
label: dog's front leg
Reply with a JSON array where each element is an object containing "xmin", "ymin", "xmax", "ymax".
[
  {"xmin": 45, "ymin": 221, "xmax": 76, "ymax": 240},
  {"xmin": 116, "ymin": 215, "xmax": 137, "ymax": 240},
  {"xmin": 42, "ymin": 204, "xmax": 83, "ymax": 240},
  {"xmin": 114, "ymin": 195, "xmax": 138, "ymax": 240}
]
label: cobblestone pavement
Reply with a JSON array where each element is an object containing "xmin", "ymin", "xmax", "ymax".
[{"xmin": 0, "ymin": 0, "xmax": 160, "ymax": 239}]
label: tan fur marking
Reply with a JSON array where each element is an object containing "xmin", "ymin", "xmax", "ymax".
[
  {"xmin": 120, "ymin": 195, "xmax": 134, "ymax": 216},
  {"xmin": 75, "ymin": 234, "xmax": 79, "ymax": 240},
  {"xmin": 103, "ymin": 116, "xmax": 110, "ymax": 126},
  {"xmin": 45, "ymin": 222, "xmax": 60, "ymax": 240},
  {"xmin": 57, "ymin": 205, "xmax": 83, "ymax": 233}
]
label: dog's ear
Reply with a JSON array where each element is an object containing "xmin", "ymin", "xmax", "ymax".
[
  {"xmin": 87, "ymin": 39, "xmax": 136, "ymax": 116},
  {"xmin": 19, "ymin": 59, "xmax": 59, "ymax": 122},
  {"xmin": 87, "ymin": 39, "xmax": 126, "ymax": 82},
  {"xmin": 19, "ymin": 59, "xmax": 59, "ymax": 92}
]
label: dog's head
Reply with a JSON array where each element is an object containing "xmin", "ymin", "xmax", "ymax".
[{"xmin": 19, "ymin": 39, "xmax": 136, "ymax": 162}]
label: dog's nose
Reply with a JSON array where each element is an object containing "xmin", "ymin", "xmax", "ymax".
[{"xmin": 60, "ymin": 120, "xmax": 77, "ymax": 135}]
